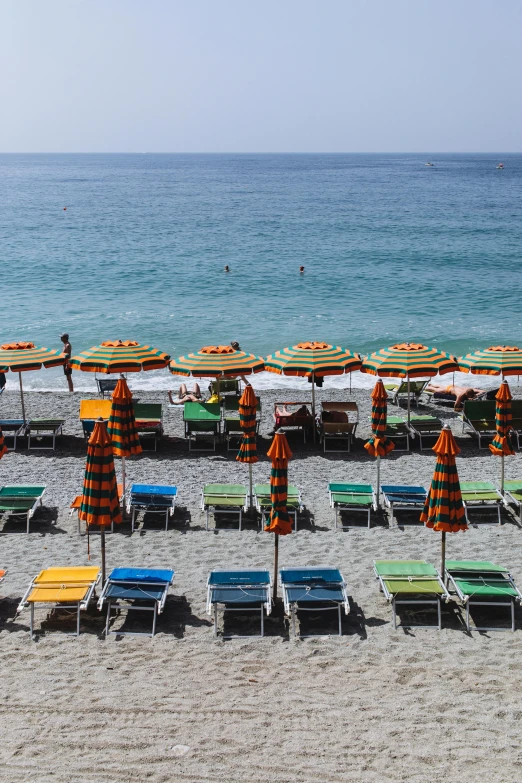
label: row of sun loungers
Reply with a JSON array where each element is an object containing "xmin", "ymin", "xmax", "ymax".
[
  {"xmin": 0, "ymin": 418, "xmax": 65, "ymax": 450},
  {"xmin": 10, "ymin": 560, "xmax": 522, "ymax": 639}
]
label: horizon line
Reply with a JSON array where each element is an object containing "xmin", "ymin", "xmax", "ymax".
[{"xmin": 0, "ymin": 151, "xmax": 519, "ymax": 156}]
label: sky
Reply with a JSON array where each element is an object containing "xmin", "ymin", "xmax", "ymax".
[{"xmin": 1, "ymin": 0, "xmax": 521, "ymax": 153}]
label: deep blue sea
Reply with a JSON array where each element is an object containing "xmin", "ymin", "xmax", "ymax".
[{"xmin": 1, "ymin": 153, "xmax": 521, "ymax": 390}]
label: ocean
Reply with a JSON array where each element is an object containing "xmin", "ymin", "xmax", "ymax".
[{"xmin": 1, "ymin": 153, "xmax": 521, "ymax": 391}]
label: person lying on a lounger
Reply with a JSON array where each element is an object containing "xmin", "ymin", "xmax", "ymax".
[
  {"xmin": 275, "ymin": 404, "xmax": 311, "ymax": 419},
  {"xmin": 168, "ymin": 383, "xmax": 203, "ymax": 405},
  {"xmin": 425, "ymin": 382, "xmax": 486, "ymax": 411}
]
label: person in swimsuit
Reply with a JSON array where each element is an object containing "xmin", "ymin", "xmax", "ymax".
[
  {"xmin": 425, "ymin": 382, "xmax": 484, "ymax": 411},
  {"xmin": 60, "ymin": 333, "xmax": 74, "ymax": 392},
  {"xmin": 168, "ymin": 383, "xmax": 203, "ymax": 404}
]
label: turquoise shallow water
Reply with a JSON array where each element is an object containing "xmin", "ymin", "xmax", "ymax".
[{"xmin": 1, "ymin": 153, "xmax": 521, "ymax": 389}]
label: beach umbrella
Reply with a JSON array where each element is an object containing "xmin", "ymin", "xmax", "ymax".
[
  {"xmin": 364, "ymin": 380, "xmax": 395, "ymax": 508},
  {"xmin": 170, "ymin": 345, "xmax": 264, "ymax": 397},
  {"xmin": 236, "ymin": 384, "xmax": 258, "ymax": 510},
  {"xmin": 0, "ymin": 428, "xmax": 7, "ymax": 460},
  {"xmin": 107, "ymin": 377, "xmax": 142, "ymax": 502},
  {"xmin": 489, "ymin": 380, "xmax": 515, "ymax": 493},
  {"xmin": 458, "ymin": 345, "xmax": 522, "ymax": 378},
  {"xmin": 70, "ymin": 340, "xmax": 170, "ymax": 374},
  {"xmin": 78, "ymin": 419, "xmax": 122, "ymax": 583},
  {"xmin": 264, "ymin": 342, "xmax": 362, "ymax": 441},
  {"xmin": 265, "ymin": 431, "xmax": 293, "ymax": 601},
  {"xmin": 361, "ymin": 343, "xmax": 459, "ymax": 425},
  {"xmin": 0, "ymin": 341, "xmax": 66, "ymax": 422},
  {"xmin": 420, "ymin": 426, "xmax": 467, "ymax": 576}
]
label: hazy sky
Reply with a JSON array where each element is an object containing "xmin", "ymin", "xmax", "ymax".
[{"xmin": 1, "ymin": 0, "xmax": 520, "ymax": 152}]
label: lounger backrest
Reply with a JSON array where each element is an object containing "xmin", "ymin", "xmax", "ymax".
[
  {"xmin": 134, "ymin": 403, "xmax": 162, "ymax": 420},
  {"xmin": 329, "ymin": 483, "xmax": 373, "ymax": 493},
  {"xmin": 462, "ymin": 399, "xmax": 496, "ymax": 421},
  {"xmin": 79, "ymin": 399, "xmax": 111, "ymax": 420},
  {"xmin": 110, "ymin": 567, "xmax": 174, "ymax": 583},
  {"xmin": 280, "ymin": 568, "xmax": 343, "ymax": 584},
  {"xmin": 209, "ymin": 379, "xmax": 240, "ymax": 395},
  {"xmin": 184, "ymin": 402, "xmax": 221, "ymax": 420},
  {"xmin": 208, "ymin": 570, "xmax": 270, "ymax": 585}
]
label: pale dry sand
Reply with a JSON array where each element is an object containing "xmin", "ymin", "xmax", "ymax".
[{"xmin": 1, "ymin": 388, "xmax": 522, "ymax": 782}]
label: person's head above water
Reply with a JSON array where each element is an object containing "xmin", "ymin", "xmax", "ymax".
[
  {"xmin": 224, "ymin": 265, "xmax": 230, "ymax": 272},
  {"xmin": 230, "ymin": 340, "xmax": 241, "ymax": 351},
  {"xmin": 299, "ymin": 266, "xmax": 305, "ymax": 273},
  {"xmin": 60, "ymin": 333, "xmax": 69, "ymax": 343}
]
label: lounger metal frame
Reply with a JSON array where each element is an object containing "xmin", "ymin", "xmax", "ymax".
[
  {"xmin": 27, "ymin": 420, "xmax": 64, "ymax": 451},
  {"xmin": 328, "ymin": 484, "xmax": 377, "ymax": 529},
  {"xmin": 273, "ymin": 402, "xmax": 313, "ymax": 444},
  {"xmin": 206, "ymin": 569, "xmax": 272, "ymax": 638},
  {"xmin": 201, "ymin": 487, "xmax": 248, "ymax": 531},
  {"xmin": 461, "ymin": 400, "xmax": 497, "ymax": 449},
  {"xmin": 280, "ymin": 566, "xmax": 350, "ymax": 638},
  {"xmin": 127, "ymin": 485, "xmax": 177, "ymax": 532},
  {"xmin": 504, "ymin": 485, "xmax": 522, "ymax": 523},
  {"xmin": 98, "ymin": 571, "xmax": 174, "ymax": 637},
  {"xmin": 445, "ymin": 568, "xmax": 522, "ymax": 632},
  {"xmin": 460, "ymin": 483, "xmax": 503, "ymax": 526},
  {"xmin": 380, "ymin": 485, "xmax": 427, "ymax": 525},
  {"xmin": 319, "ymin": 402, "xmax": 359, "ymax": 453},
  {"xmin": 374, "ymin": 561, "xmax": 449, "ymax": 630},
  {"xmin": 19, "ymin": 572, "xmax": 100, "ymax": 639}
]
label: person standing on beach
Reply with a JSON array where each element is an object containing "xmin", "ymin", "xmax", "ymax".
[{"xmin": 60, "ymin": 333, "xmax": 74, "ymax": 392}]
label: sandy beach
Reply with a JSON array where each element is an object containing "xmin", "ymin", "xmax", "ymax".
[{"xmin": 1, "ymin": 386, "xmax": 522, "ymax": 782}]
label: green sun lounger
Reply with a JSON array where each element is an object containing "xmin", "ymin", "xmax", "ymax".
[
  {"xmin": 460, "ymin": 481, "xmax": 503, "ymax": 525},
  {"xmin": 328, "ymin": 483, "xmax": 376, "ymax": 529},
  {"xmin": 461, "ymin": 399, "xmax": 497, "ymax": 448},
  {"xmin": 254, "ymin": 484, "xmax": 303, "ymax": 531},
  {"xmin": 184, "ymin": 402, "xmax": 221, "ymax": 451},
  {"xmin": 374, "ymin": 560, "xmax": 449, "ymax": 630},
  {"xmin": 407, "ymin": 414, "xmax": 443, "ymax": 450},
  {"xmin": 509, "ymin": 400, "xmax": 522, "ymax": 450},
  {"xmin": 223, "ymin": 396, "xmax": 261, "ymax": 451},
  {"xmin": 201, "ymin": 484, "xmax": 247, "ymax": 530},
  {"xmin": 377, "ymin": 415, "xmax": 410, "ymax": 451},
  {"xmin": 384, "ymin": 380, "xmax": 428, "ymax": 407},
  {"xmin": 0, "ymin": 485, "xmax": 47, "ymax": 533},
  {"xmin": 445, "ymin": 560, "xmax": 522, "ymax": 632},
  {"xmin": 26, "ymin": 419, "xmax": 65, "ymax": 451},
  {"xmin": 504, "ymin": 481, "xmax": 522, "ymax": 523}
]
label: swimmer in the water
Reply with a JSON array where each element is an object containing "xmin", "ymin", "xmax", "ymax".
[
  {"xmin": 224, "ymin": 265, "xmax": 230, "ymax": 272},
  {"xmin": 299, "ymin": 266, "xmax": 305, "ymax": 273}
]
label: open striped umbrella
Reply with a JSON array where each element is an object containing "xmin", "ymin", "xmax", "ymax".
[
  {"xmin": 265, "ymin": 431, "xmax": 293, "ymax": 601},
  {"xmin": 0, "ymin": 428, "xmax": 7, "ymax": 459},
  {"xmin": 458, "ymin": 345, "xmax": 522, "ymax": 378},
  {"xmin": 107, "ymin": 377, "xmax": 142, "ymax": 502},
  {"xmin": 170, "ymin": 345, "xmax": 264, "ymax": 378},
  {"xmin": 70, "ymin": 340, "xmax": 170, "ymax": 374},
  {"xmin": 489, "ymin": 380, "xmax": 515, "ymax": 493},
  {"xmin": 364, "ymin": 380, "xmax": 395, "ymax": 508},
  {"xmin": 236, "ymin": 384, "xmax": 259, "ymax": 509},
  {"xmin": 362, "ymin": 343, "xmax": 459, "ymax": 424},
  {"xmin": 78, "ymin": 419, "xmax": 122, "ymax": 583},
  {"xmin": 420, "ymin": 426, "xmax": 467, "ymax": 576},
  {"xmin": 0, "ymin": 342, "xmax": 66, "ymax": 422},
  {"xmin": 265, "ymin": 342, "xmax": 362, "ymax": 440}
]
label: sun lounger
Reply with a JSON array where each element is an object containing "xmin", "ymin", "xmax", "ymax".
[
  {"xmin": 18, "ymin": 566, "xmax": 100, "ymax": 639},
  {"xmin": 407, "ymin": 414, "xmax": 443, "ymax": 450},
  {"xmin": 98, "ymin": 567, "xmax": 174, "ymax": 636},
  {"xmin": 133, "ymin": 403, "xmax": 163, "ymax": 450},
  {"xmin": 274, "ymin": 402, "xmax": 313, "ymax": 443},
  {"xmin": 184, "ymin": 402, "xmax": 221, "ymax": 451},
  {"xmin": 209, "ymin": 378, "xmax": 242, "ymax": 397},
  {"xmin": 280, "ymin": 567, "xmax": 350, "ymax": 637},
  {"xmin": 223, "ymin": 396, "xmax": 261, "ymax": 451},
  {"xmin": 318, "ymin": 402, "xmax": 358, "ymax": 453},
  {"xmin": 0, "ymin": 419, "xmax": 26, "ymax": 450},
  {"xmin": 254, "ymin": 484, "xmax": 303, "ymax": 531},
  {"xmin": 373, "ymin": 560, "xmax": 449, "ymax": 630},
  {"xmin": 380, "ymin": 485, "xmax": 427, "ymax": 524},
  {"xmin": 328, "ymin": 483, "xmax": 376, "ymax": 529},
  {"xmin": 461, "ymin": 399, "xmax": 497, "ymax": 448},
  {"xmin": 369, "ymin": 414, "xmax": 410, "ymax": 451},
  {"xmin": 201, "ymin": 484, "xmax": 247, "ymax": 530},
  {"xmin": 127, "ymin": 484, "xmax": 177, "ymax": 532},
  {"xmin": 460, "ymin": 481, "xmax": 503, "ymax": 525},
  {"xmin": 0, "ymin": 485, "xmax": 46, "ymax": 533},
  {"xmin": 95, "ymin": 377, "xmax": 118, "ymax": 397},
  {"xmin": 70, "ymin": 483, "xmax": 124, "ymax": 534},
  {"xmin": 445, "ymin": 560, "xmax": 522, "ymax": 632},
  {"xmin": 509, "ymin": 399, "xmax": 522, "ymax": 450},
  {"xmin": 503, "ymin": 480, "xmax": 522, "ymax": 523},
  {"xmin": 384, "ymin": 380, "xmax": 428, "ymax": 407},
  {"xmin": 207, "ymin": 569, "xmax": 272, "ymax": 638},
  {"xmin": 26, "ymin": 418, "xmax": 65, "ymax": 450}
]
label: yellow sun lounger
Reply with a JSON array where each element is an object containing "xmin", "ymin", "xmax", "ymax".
[{"xmin": 18, "ymin": 566, "xmax": 100, "ymax": 639}]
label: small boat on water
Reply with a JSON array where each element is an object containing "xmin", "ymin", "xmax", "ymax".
[
  {"xmin": 497, "ymin": 163, "xmax": 504, "ymax": 169},
  {"xmin": 425, "ymin": 162, "xmax": 434, "ymax": 166}
]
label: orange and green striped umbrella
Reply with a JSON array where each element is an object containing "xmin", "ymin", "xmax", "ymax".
[
  {"xmin": 362, "ymin": 343, "xmax": 458, "ymax": 379},
  {"xmin": 265, "ymin": 342, "xmax": 361, "ymax": 377},
  {"xmin": 169, "ymin": 345, "xmax": 264, "ymax": 378},
  {"xmin": 420, "ymin": 426, "xmax": 467, "ymax": 575},
  {"xmin": 265, "ymin": 431, "xmax": 293, "ymax": 601},
  {"xmin": 458, "ymin": 345, "xmax": 522, "ymax": 377},
  {"xmin": 0, "ymin": 341, "xmax": 66, "ymax": 422},
  {"xmin": 78, "ymin": 419, "xmax": 122, "ymax": 582},
  {"xmin": 236, "ymin": 384, "xmax": 259, "ymax": 509},
  {"xmin": 0, "ymin": 428, "xmax": 7, "ymax": 460},
  {"xmin": 70, "ymin": 340, "xmax": 170, "ymax": 374},
  {"xmin": 364, "ymin": 380, "xmax": 394, "ymax": 508},
  {"xmin": 107, "ymin": 377, "xmax": 142, "ymax": 501},
  {"xmin": 489, "ymin": 381, "xmax": 515, "ymax": 492}
]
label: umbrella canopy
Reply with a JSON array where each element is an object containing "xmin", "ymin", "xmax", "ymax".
[
  {"xmin": 489, "ymin": 381, "xmax": 515, "ymax": 492},
  {"xmin": 169, "ymin": 345, "xmax": 264, "ymax": 377},
  {"xmin": 264, "ymin": 342, "xmax": 362, "ymax": 378},
  {"xmin": 458, "ymin": 345, "xmax": 522, "ymax": 377},
  {"xmin": 107, "ymin": 377, "xmax": 142, "ymax": 502},
  {"xmin": 70, "ymin": 340, "xmax": 170, "ymax": 374},
  {"xmin": 78, "ymin": 419, "xmax": 122, "ymax": 582},
  {"xmin": 0, "ymin": 428, "xmax": 7, "ymax": 460},
  {"xmin": 420, "ymin": 426, "xmax": 467, "ymax": 575},
  {"xmin": 362, "ymin": 343, "xmax": 458, "ymax": 378},
  {"xmin": 0, "ymin": 342, "xmax": 66, "ymax": 421},
  {"xmin": 265, "ymin": 431, "xmax": 293, "ymax": 602},
  {"xmin": 364, "ymin": 380, "xmax": 394, "ymax": 509},
  {"xmin": 236, "ymin": 384, "xmax": 259, "ymax": 509}
]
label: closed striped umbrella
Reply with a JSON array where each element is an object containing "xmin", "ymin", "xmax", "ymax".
[
  {"xmin": 364, "ymin": 380, "xmax": 394, "ymax": 507},
  {"xmin": 70, "ymin": 340, "xmax": 170, "ymax": 374},
  {"xmin": 265, "ymin": 342, "xmax": 362, "ymax": 440},
  {"xmin": 107, "ymin": 377, "xmax": 142, "ymax": 502},
  {"xmin": 0, "ymin": 342, "xmax": 66, "ymax": 422},
  {"xmin": 169, "ymin": 345, "xmax": 264, "ymax": 378},
  {"xmin": 78, "ymin": 419, "xmax": 122, "ymax": 583},
  {"xmin": 458, "ymin": 345, "xmax": 522, "ymax": 377},
  {"xmin": 0, "ymin": 428, "xmax": 7, "ymax": 460},
  {"xmin": 236, "ymin": 384, "xmax": 259, "ymax": 509},
  {"xmin": 489, "ymin": 380, "xmax": 515, "ymax": 493},
  {"xmin": 362, "ymin": 343, "xmax": 458, "ymax": 424},
  {"xmin": 265, "ymin": 431, "xmax": 293, "ymax": 601},
  {"xmin": 420, "ymin": 426, "xmax": 467, "ymax": 575}
]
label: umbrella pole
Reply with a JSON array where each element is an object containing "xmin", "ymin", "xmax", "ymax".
[
  {"xmin": 311, "ymin": 372, "xmax": 316, "ymax": 444},
  {"xmin": 101, "ymin": 528, "xmax": 106, "ymax": 584},
  {"xmin": 441, "ymin": 531, "xmax": 446, "ymax": 579},
  {"xmin": 407, "ymin": 376, "xmax": 411, "ymax": 426},
  {"xmin": 376, "ymin": 455, "xmax": 381, "ymax": 509},
  {"xmin": 122, "ymin": 455, "xmax": 126, "ymax": 504},
  {"xmin": 273, "ymin": 534, "xmax": 279, "ymax": 602},
  {"xmin": 248, "ymin": 462, "xmax": 253, "ymax": 510},
  {"xmin": 501, "ymin": 454, "xmax": 505, "ymax": 495},
  {"xmin": 19, "ymin": 372, "xmax": 26, "ymax": 424}
]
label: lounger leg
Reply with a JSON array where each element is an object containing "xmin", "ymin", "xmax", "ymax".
[
  {"xmin": 334, "ymin": 506, "xmax": 338, "ymax": 530},
  {"xmin": 338, "ymin": 604, "xmax": 342, "ymax": 636},
  {"xmin": 239, "ymin": 510, "xmax": 242, "ymax": 532},
  {"xmin": 152, "ymin": 603, "xmax": 158, "ymax": 637},
  {"xmin": 214, "ymin": 604, "xmax": 218, "ymax": 637},
  {"xmin": 497, "ymin": 503, "xmax": 502, "ymax": 526},
  {"xmin": 30, "ymin": 602, "xmax": 34, "ymax": 640},
  {"xmin": 294, "ymin": 510, "xmax": 297, "ymax": 533},
  {"xmin": 77, "ymin": 604, "xmax": 81, "ymax": 637},
  {"xmin": 392, "ymin": 599, "xmax": 397, "ymax": 630},
  {"xmin": 165, "ymin": 509, "xmax": 168, "ymax": 532},
  {"xmin": 511, "ymin": 600, "xmax": 515, "ymax": 633},
  {"xmin": 437, "ymin": 599, "xmax": 441, "ymax": 631},
  {"xmin": 27, "ymin": 511, "xmax": 30, "ymax": 535},
  {"xmin": 131, "ymin": 508, "xmax": 135, "ymax": 534},
  {"xmin": 106, "ymin": 603, "xmax": 111, "ymax": 636},
  {"xmin": 292, "ymin": 607, "xmax": 296, "ymax": 638},
  {"xmin": 261, "ymin": 607, "xmax": 264, "ymax": 637},
  {"xmin": 206, "ymin": 509, "xmax": 209, "ymax": 531},
  {"xmin": 367, "ymin": 507, "xmax": 371, "ymax": 529},
  {"xmin": 466, "ymin": 600, "xmax": 470, "ymax": 632}
]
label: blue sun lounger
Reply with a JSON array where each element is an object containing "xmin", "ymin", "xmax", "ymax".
[
  {"xmin": 127, "ymin": 484, "xmax": 178, "ymax": 533},
  {"xmin": 280, "ymin": 567, "xmax": 350, "ymax": 637},
  {"xmin": 381, "ymin": 485, "xmax": 427, "ymax": 524},
  {"xmin": 207, "ymin": 569, "xmax": 272, "ymax": 638},
  {"xmin": 98, "ymin": 567, "xmax": 175, "ymax": 637}
]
